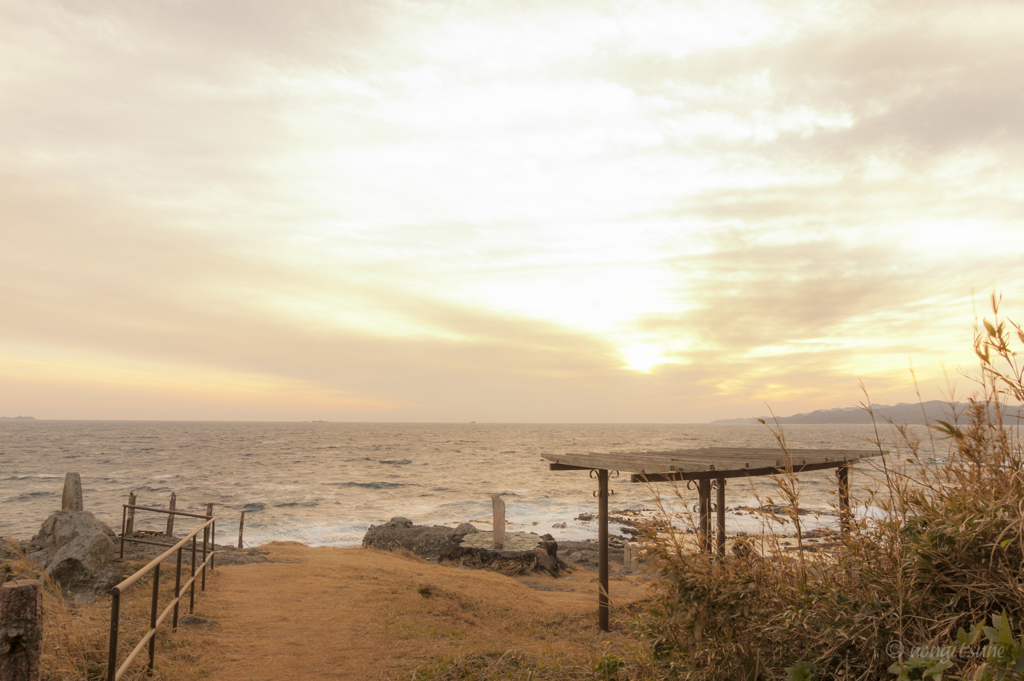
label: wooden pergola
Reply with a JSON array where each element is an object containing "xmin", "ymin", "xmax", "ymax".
[{"xmin": 543, "ymin": 448, "xmax": 881, "ymax": 631}]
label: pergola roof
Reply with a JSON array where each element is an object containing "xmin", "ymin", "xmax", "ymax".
[{"xmin": 543, "ymin": 447, "xmax": 876, "ymax": 482}]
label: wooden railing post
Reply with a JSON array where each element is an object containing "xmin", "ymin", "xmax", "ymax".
[
  {"xmin": 237, "ymin": 512, "xmax": 245, "ymax": 549},
  {"xmin": 165, "ymin": 493, "xmax": 176, "ymax": 537},
  {"xmin": 1, "ymin": 579, "xmax": 43, "ymax": 681},
  {"xmin": 125, "ymin": 492, "xmax": 137, "ymax": 537}
]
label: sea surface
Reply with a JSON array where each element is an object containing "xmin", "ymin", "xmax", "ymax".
[{"xmin": 0, "ymin": 421, "xmax": 942, "ymax": 547}]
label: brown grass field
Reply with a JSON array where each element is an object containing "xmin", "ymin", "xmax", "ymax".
[{"xmin": 31, "ymin": 541, "xmax": 649, "ymax": 680}]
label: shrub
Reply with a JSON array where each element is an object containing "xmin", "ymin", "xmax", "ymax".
[{"xmin": 633, "ymin": 295, "xmax": 1024, "ymax": 680}]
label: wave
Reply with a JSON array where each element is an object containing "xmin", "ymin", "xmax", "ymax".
[
  {"xmin": 14, "ymin": 491, "xmax": 56, "ymax": 501},
  {"xmin": 377, "ymin": 459, "xmax": 412, "ymax": 465},
  {"xmin": 329, "ymin": 481, "xmax": 406, "ymax": 489},
  {"xmin": 4, "ymin": 474, "xmax": 63, "ymax": 480}
]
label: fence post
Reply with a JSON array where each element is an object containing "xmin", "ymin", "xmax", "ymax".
[
  {"xmin": 125, "ymin": 491, "xmax": 137, "ymax": 537},
  {"xmin": 0, "ymin": 579, "xmax": 43, "ymax": 681},
  {"xmin": 165, "ymin": 493, "xmax": 176, "ymax": 537},
  {"xmin": 237, "ymin": 512, "xmax": 245, "ymax": 549}
]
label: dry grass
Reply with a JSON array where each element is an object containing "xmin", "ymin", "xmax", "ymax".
[
  {"xmin": 1, "ymin": 543, "xmax": 216, "ymax": 681},
  {"xmin": 630, "ymin": 296, "xmax": 1024, "ymax": 680},
  {"xmin": 167, "ymin": 542, "xmax": 649, "ymax": 681}
]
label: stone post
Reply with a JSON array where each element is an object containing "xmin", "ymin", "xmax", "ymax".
[
  {"xmin": 165, "ymin": 493, "xmax": 176, "ymax": 536},
  {"xmin": 0, "ymin": 579, "xmax": 43, "ymax": 681},
  {"xmin": 61, "ymin": 473, "xmax": 83, "ymax": 512},
  {"xmin": 490, "ymin": 494, "xmax": 505, "ymax": 550},
  {"xmin": 623, "ymin": 542, "xmax": 632, "ymax": 570}
]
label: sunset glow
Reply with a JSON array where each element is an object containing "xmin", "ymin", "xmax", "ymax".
[{"xmin": 2, "ymin": 0, "xmax": 1023, "ymax": 422}]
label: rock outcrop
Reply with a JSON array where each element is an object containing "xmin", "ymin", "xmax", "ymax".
[
  {"xmin": 362, "ymin": 517, "xmax": 567, "ymax": 576},
  {"xmin": 362, "ymin": 517, "xmax": 479, "ymax": 560},
  {"xmin": 440, "ymin": 530, "xmax": 566, "ymax": 577}
]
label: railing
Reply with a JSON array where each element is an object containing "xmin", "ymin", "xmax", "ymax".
[{"xmin": 107, "ymin": 515, "xmax": 216, "ymax": 681}]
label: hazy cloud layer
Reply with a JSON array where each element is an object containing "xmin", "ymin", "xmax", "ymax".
[{"xmin": 1, "ymin": 0, "xmax": 1022, "ymax": 421}]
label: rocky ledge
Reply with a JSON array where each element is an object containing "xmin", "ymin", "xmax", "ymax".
[{"xmin": 362, "ymin": 517, "xmax": 568, "ymax": 577}]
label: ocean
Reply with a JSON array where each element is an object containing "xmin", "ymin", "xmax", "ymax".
[{"xmin": 0, "ymin": 421, "xmax": 938, "ymax": 547}]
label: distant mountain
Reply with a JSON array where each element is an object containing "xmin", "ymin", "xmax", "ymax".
[
  {"xmin": 713, "ymin": 401, "xmax": 1024, "ymax": 425},
  {"xmin": 0, "ymin": 415, "xmax": 35, "ymax": 420}
]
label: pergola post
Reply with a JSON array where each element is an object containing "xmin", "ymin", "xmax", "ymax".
[
  {"xmin": 715, "ymin": 477, "xmax": 726, "ymax": 556},
  {"xmin": 597, "ymin": 469, "xmax": 609, "ymax": 632},
  {"xmin": 837, "ymin": 464, "xmax": 851, "ymax": 533},
  {"xmin": 698, "ymin": 478, "xmax": 712, "ymax": 552}
]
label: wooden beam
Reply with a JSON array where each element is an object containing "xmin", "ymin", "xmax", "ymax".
[
  {"xmin": 630, "ymin": 458, "xmax": 865, "ymax": 483},
  {"xmin": 548, "ymin": 463, "xmax": 593, "ymax": 471}
]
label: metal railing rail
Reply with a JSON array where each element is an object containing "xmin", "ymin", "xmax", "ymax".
[{"xmin": 107, "ymin": 516, "xmax": 216, "ymax": 681}]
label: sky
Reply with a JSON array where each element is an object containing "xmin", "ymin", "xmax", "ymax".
[{"xmin": 1, "ymin": 0, "xmax": 1023, "ymax": 423}]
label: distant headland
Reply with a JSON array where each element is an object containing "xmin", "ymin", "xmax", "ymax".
[
  {"xmin": 713, "ymin": 401, "xmax": 1024, "ymax": 425},
  {"xmin": 0, "ymin": 415, "xmax": 36, "ymax": 420}
]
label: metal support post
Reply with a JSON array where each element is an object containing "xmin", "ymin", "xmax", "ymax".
[{"xmin": 597, "ymin": 469, "xmax": 609, "ymax": 632}]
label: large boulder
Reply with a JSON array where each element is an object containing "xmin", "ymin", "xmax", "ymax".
[
  {"xmin": 26, "ymin": 511, "xmax": 115, "ymax": 588},
  {"xmin": 30, "ymin": 511, "xmax": 115, "ymax": 551},
  {"xmin": 45, "ymin": 533, "xmax": 114, "ymax": 587}
]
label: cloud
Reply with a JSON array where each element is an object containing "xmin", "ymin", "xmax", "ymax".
[{"xmin": 1, "ymin": 0, "xmax": 1022, "ymax": 421}]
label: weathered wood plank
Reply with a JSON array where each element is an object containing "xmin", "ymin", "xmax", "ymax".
[{"xmin": 543, "ymin": 448, "xmax": 880, "ymax": 477}]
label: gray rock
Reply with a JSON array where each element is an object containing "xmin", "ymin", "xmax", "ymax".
[
  {"xmin": 27, "ymin": 510, "xmax": 115, "ymax": 588},
  {"xmin": 452, "ymin": 522, "xmax": 479, "ymax": 537},
  {"xmin": 362, "ymin": 520, "xmax": 566, "ymax": 576},
  {"xmin": 45, "ymin": 532, "xmax": 113, "ymax": 587},
  {"xmin": 30, "ymin": 511, "xmax": 113, "ymax": 553},
  {"xmin": 362, "ymin": 520, "xmax": 458, "ymax": 559}
]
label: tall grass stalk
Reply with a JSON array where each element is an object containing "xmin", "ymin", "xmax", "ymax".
[{"xmin": 633, "ymin": 297, "xmax": 1024, "ymax": 680}]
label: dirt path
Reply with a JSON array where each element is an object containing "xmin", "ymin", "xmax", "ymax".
[{"xmin": 189, "ymin": 542, "xmax": 648, "ymax": 680}]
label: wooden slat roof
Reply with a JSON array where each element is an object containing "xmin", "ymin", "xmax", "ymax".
[{"xmin": 542, "ymin": 448, "xmax": 882, "ymax": 482}]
